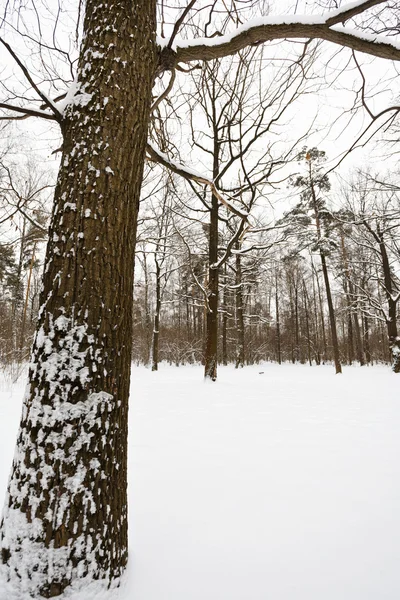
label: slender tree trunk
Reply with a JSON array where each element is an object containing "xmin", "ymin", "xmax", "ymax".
[
  {"xmin": 142, "ymin": 252, "xmax": 152, "ymax": 364},
  {"xmin": 294, "ymin": 283, "xmax": 300, "ymax": 363},
  {"xmin": 235, "ymin": 247, "xmax": 245, "ymax": 369},
  {"xmin": 309, "ymin": 174, "xmax": 341, "ymax": 374},
  {"xmin": 311, "ymin": 261, "xmax": 321, "ymax": 365},
  {"xmin": 303, "ymin": 280, "xmax": 312, "ymax": 366},
  {"xmin": 375, "ymin": 267, "xmax": 390, "ymax": 362},
  {"xmin": 12, "ymin": 218, "xmax": 27, "ymax": 357},
  {"xmin": 289, "ymin": 281, "xmax": 295, "ymax": 364},
  {"xmin": 204, "ymin": 192, "xmax": 219, "ymax": 380},
  {"xmin": 204, "ymin": 132, "xmax": 220, "ymax": 380},
  {"xmin": 344, "ymin": 278, "xmax": 354, "ymax": 365},
  {"xmin": 275, "ymin": 272, "xmax": 281, "ymax": 365},
  {"xmin": 19, "ymin": 242, "xmax": 37, "ymax": 362},
  {"xmin": 192, "ymin": 289, "xmax": 197, "ymax": 340},
  {"xmin": 222, "ymin": 265, "xmax": 228, "ymax": 366},
  {"xmin": 314, "ymin": 265, "xmax": 327, "ymax": 362},
  {"xmin": 185, "ymin": 281, "xmax": 191, "ymax": 341},
  {"xmin": 346, "ymin": 310, "xmax": 354, "ymax": 364},
  {"xmin": 363, "ymin": 316, "xmax": 371, "ymax": 364},
  {"xmin": 151, "ymin": 261, "xmax": 161, "ymax": 371},
  {"xmin": 0, "ymin": 1, "xmax": 157, "ymax": 596},
  {"xmin": 340, "ymin": 233, "xmax": 354, "ymax": 365},
  {"xmin": 320, "ymin": 252, "xmax": 342, "ymax": 373},
  {"xmin": 352, "ymin": 302, "xmax": 365, "ymax": 366}
]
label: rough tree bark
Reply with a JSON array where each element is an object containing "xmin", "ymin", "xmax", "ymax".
[{"xmin": 0, "ymin": 0, "xmax": 157, "ymax": 595}]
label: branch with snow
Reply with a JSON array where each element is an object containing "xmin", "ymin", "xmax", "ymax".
[
  {"xmin": 146, "ymin": 141, "xmax": 249, "ymax": 220},
  {"xmin": 211, "ymin": 220, "xmax": 247, "ymax": 271},
  {"xmin": 158, "ymin": 0, "xmax": 400, "ymax": 66}
]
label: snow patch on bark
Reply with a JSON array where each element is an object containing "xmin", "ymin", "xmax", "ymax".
[
  {"xmin": 0, "ymin": 390, "xmax": 114, "ymax": 597},
  {"xmin": 0, "ymin": 560, "xmax": 125, "ymax": 600},
  {"xmin": 0, "ymin": 310, "xmax": 120, "ymax": 596}
]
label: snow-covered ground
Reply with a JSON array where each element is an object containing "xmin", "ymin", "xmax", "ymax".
[{"xmin": 0, "ymin": 363, "xmax": 399, "ymax": 600}]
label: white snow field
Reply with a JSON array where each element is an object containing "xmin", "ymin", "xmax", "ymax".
[{"xmin": 0, "ymin": 363, "xmax": 399, "ymax": 600}]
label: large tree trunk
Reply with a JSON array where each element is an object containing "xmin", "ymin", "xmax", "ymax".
[{"xmin": 0, "ymin": 0, "xmax": 157, "ymax": 596}]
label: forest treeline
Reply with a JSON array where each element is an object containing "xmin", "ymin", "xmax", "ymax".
[
  {"xmin": 132, "ymin": 163, "xmax": 398, "ymax": 372},
  {"xmin": 0, "ymin": 148, "xmax": 400, "ymax": 370},
  {"xmin": 2, "ymin": 147, "xmax": 397, "ymax": 375}
]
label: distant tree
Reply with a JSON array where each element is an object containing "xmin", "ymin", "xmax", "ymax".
[
  {"xmin": 341, "ymin": 172, "xmax": 400, "ymax": 371},
  {"xmin": 283, "ymin": 148, "xmax": 342, "ymax": 373}
]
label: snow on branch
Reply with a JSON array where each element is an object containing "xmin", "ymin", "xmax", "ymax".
[
  {"xmin": 146, "ymin": 141, "xmax": 249, "ymax": 220},
  {"xmin": 163, "ymin": 0, "xmax": 400, "ymax": 65}
]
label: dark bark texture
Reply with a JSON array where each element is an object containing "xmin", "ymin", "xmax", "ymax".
[{"xmin": 0, "ymin": 0, "xmax": 157, "ymax": 596}]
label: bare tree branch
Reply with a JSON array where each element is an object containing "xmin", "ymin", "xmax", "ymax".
[
  {"xmin": 167, "ymin": 0, "xmax": 198, "ymax": 50},
  {"xmin": 0, "ymin": 102, "xmax": 58, "ymax": 121},
  {"xmin": 146, "ymin": 141, "xmax": 248, "ymax": 220},
  {"xmin": 0, "ymin": 36, "xmax": 63, "ymax": 122}
]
